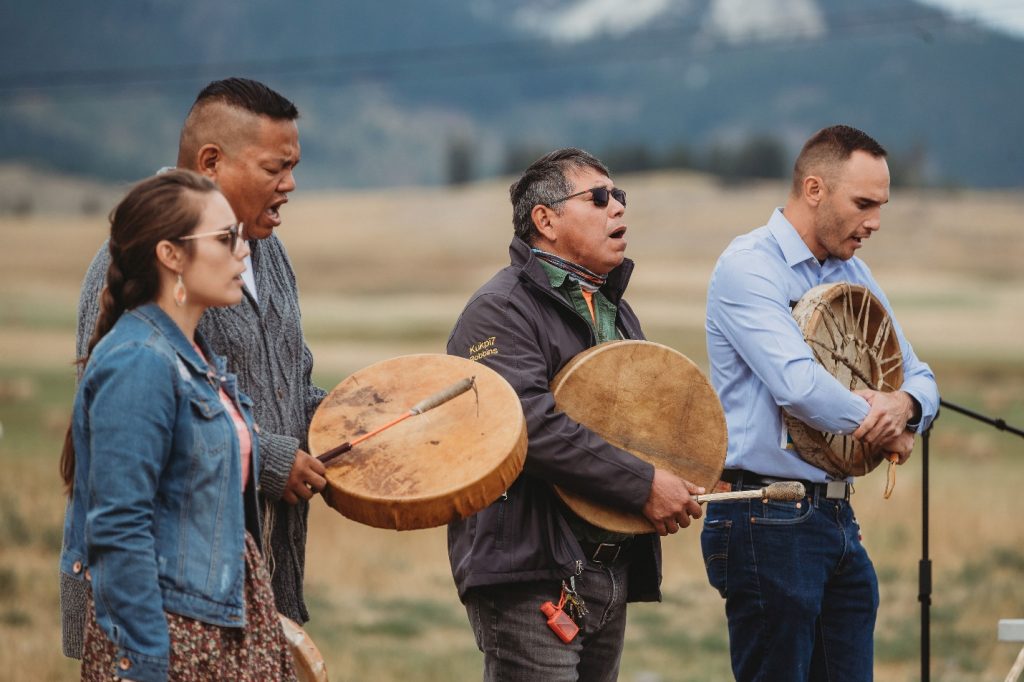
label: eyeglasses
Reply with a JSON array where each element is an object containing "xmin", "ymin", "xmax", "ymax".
[
  {"xmin": 547, "ymin": 186, "xmax": 626, "ymax": 209},
  {"xmin": 174, "ymin": 223, "xmax": 242, "ymax": 253}
]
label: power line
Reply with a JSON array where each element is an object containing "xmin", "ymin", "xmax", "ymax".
[{"xmin": 0, "ymin": 3, "xmax": 1019, "ymax": 98}]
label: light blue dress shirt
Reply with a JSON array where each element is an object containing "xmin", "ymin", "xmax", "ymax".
[{"xmin": 706, "ymin": 208, "xmax": 939, "ymax": 482}]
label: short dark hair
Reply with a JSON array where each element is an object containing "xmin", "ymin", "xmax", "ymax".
[
  {"xmin": 178, "ymin": 78, "xmax": 299, "ymax": 167},
  {"xmin": 509, "ymin": 148, "xmax": 610, "ymax": 243},
  {"xmin": 792, "ymin": 125, "xmax": 887, "ymax": 194},
  {"xmin": 192, "ymin": 77, "xmax": 299, "ymax": 120}
]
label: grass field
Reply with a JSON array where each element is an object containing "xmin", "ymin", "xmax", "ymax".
[{"xmin": 1, "ymin": 170, "xmax": 1022, "ymax": 680}]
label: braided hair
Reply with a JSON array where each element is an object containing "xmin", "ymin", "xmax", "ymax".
[{"xmin": 61, "ymin": 170, "xmax": 219, "ymax": 495}]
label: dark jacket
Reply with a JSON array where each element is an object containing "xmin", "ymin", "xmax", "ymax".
[{"xmin": 446, "ymin": 237, "xmax": 662, "ymax": 603}]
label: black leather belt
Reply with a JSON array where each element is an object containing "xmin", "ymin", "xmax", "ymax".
[
  {"xmin": 579, "ymin": 538, "xmax": 633, "ymax": 564},
  {"xmin": 720, "ymin": 469, "xmax": 851, "ymax": 501}
]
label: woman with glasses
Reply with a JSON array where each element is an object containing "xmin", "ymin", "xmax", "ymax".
[{"xmin": 58, "ymin": 170, "xmax": 296, "ymax": 681}]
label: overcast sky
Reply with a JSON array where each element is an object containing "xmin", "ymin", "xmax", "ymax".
[{"xmin": 919, "ymin": 0, "xmax": 1024, "ymax": 35}]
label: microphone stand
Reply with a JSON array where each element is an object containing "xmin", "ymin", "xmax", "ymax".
[
  {"xmin": 939, "ymin": 399, "xmax": 1024, "ymax": 438},
  {"xmin": 920, "ymin": 399, "xmax": 1024, "ymax": 681},
  {"xmin": 920, "ymin": 418, "xmax": 932, "ymax": 682}
]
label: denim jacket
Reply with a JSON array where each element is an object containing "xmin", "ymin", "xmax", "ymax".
[{"xmin": 59, "ymin": 303, "xmax": 259, "ymax": 682}]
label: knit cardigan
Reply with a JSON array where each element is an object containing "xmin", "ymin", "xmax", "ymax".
[{"xmin": 62, "ymin": 234, "xmax": 326, "ymax": 657}]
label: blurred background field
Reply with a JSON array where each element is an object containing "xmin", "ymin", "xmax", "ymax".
[{"xmin": 1, "ymin": 170, "xmax": 1022, "ymax": 680}]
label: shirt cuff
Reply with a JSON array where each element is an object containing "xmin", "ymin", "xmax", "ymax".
[
  {"xmin": 257, "ymin": 432, "xmax": 300, "ymax": 500},
  {"xmin": 60, "ymin": 571, "xmax": 87, "ymax": 659},
  {"xmin": 905, "ymin": 394, "xmax": 923, "ymax": 432}
]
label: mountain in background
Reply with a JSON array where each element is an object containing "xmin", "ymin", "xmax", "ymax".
[{"xmin": 1, "ymin": 0, "xmax": 1021, "ymax": 189}]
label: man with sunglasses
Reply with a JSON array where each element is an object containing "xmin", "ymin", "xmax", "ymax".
[
  {"xmin": 702, "ymin": 125, "xmax": 938, "ymax": 680},
  {"xmin": 65, "ymin": 78, "xmax": 328, "ymax": 659},
  {"xmin": 447, "ymin": 148, "xmax": 704, "ymax": 681}
]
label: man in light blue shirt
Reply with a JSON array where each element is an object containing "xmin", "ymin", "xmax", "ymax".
[{"xmin": 701, "ymin": 125, "xmax": 939, "ymax": 681}]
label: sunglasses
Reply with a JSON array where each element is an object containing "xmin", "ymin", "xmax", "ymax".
[
  {"xmin": 547, "ymin": 186, "xmax": 626, "ymax": 208},
  {"xmin": 174, "ymin": 223, "xmax": 242, "ymax": 253}
]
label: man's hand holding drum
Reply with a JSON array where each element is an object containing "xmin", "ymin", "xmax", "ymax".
[
  {"xmin": 642, "ymin": 469, "xmax": 705, "ymax": 536},
  {"xmin": 853, "ymin": 388, "xmax": 917, "ymax": 441},
  {"xmin": 283, "ymin": 449, "xmax": 328, "ymax": 504}
]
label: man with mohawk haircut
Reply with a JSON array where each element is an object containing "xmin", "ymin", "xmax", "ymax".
[{"xmin": 65, "ymin": 77, "xmax": 327, "ymax": 659}]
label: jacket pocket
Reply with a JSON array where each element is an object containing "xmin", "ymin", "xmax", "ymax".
[
  {"xmin": 185, "ymin": 387, "xmax": 230, "ymax": 460},
  {"xmin": 701, "ymin": 519, "xmax": 731, "ymax": 598},
  {"xmin": 187, "ymin": 388, "xmax": 226, "ymax": 419}
]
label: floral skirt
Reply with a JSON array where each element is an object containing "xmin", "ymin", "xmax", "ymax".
[{"xmin": 81, "ymin": 532, "xmax": 296, "ymax": 681}]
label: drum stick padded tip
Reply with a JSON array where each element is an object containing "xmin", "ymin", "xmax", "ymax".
[
  {"xmin": 410, "ymin": 376, "xmax": 476, "ymax": 414},
  {"xmin": 694, "ymin": 481, "xmax": 806, "ymax": 504},
  {"xmin": 764, "ymin": 481, "xmax": 806, "ymax": 501}
]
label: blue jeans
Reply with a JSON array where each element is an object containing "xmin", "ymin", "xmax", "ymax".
[
  {"xmin": 464, "ymin": 560, "xmax": 630, "ymax": 682},
  {"xmin": 701, "ymin": 489, "xmax": 879, "ymax": 681}
]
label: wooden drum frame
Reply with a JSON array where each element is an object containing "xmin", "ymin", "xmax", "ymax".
[{"xmin": 279, "ymin": 613, "xmax": 328, "ymax": 682}]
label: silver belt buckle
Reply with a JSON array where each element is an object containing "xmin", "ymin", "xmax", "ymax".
[{"xmin": 825, "ymin": 481, "xmax": 848, "ymax": 499}]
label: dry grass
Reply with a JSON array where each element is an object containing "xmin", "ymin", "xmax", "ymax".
[{"xmin": 1, "ymin": 171, "xmax": 1023, "ymax": 680}]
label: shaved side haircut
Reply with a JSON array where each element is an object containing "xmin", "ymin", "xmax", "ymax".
[
  {"xmin": 177, "ymin": 77, "xmax": 299, "ymax": 168},
  {"xmin": 791, "ymin": 125, "xmax": 887, "ymax": 195}
]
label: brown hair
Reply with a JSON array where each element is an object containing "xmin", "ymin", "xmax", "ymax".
[
  {"xmin": 791, "ymin": 125, "xmax": 887, "ymax": 195},
  {"xmin": 60, "ymin": 170, "xmax": 219, "ymax": 495}
]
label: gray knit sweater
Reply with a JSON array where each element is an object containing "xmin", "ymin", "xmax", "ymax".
[{"xmin": 62, "ymin": 234, "xmax": 326, "ymax": 658}]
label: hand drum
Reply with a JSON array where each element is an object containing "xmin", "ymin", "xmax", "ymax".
[{"xmin": 308, "ymin": 354, "xmax": 527, "ymax": 530}]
